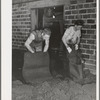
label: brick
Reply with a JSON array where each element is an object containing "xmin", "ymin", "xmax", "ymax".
[
  {"xmin": 90, "ymin": 14, "xmax": 96, "ymax": 18},
  {"xmin": 80, "ymin": 44, "xmax": 83, "ymax": 48},
  {"xmin": 85, "ymin": 59, "xmax": 96, "ymax": 65},
  {"xmin": 87, "ymin": 19, "xmax": 95, "ymax": 23},
  {"xmin": 25, "ymin": 22, "xmax": 29, "ymax": 24},
  {"xmin": 65, "ymin": 11, "xmax": 71, "ymax": 14},
  {"xmin": 85, "ymin": 64, "xmax": 96, "ymax": 72},
  {"xmin": 91, "ymin": 45, "xmax": 96, "ymax": 49},
  {"xmin": 15, "ymin": 39, "xmax": 19, "ymax": 42},
  {"xmin": 23, "ymin": 39, "xmax": 26, "ymax": 42},
  {"xmin": 17, "ymin": 35, "xmax": 21, "ymax": 38},
  {"xmin": 18, "ymin": 26, "xmax": 22, "ymax": 28},
  {"xmin": 18, "ymin": 19, "xmax": 23, "ymax": 22},
  {"xmin": 86, "ymin": 50, "xmax": 94, "ymax": 54},
  {"xmin": 86, "ymin": 0, "xmax": 94, "ymax": 2},
  {"xmin": 90, "ymin": 3, "xmax": 96, "ymax": 7},
  {"xmin": 81, "ymin": 35, "xmax": 90, "ymax": 39},
  {"xmin": 18, "ymin": 12, "xmax": 23, "ymax": 14},
  {"xmin": 87, "ymin": 40, "xmax": 95, "ymax": 44},
  {"xmin": 65, "ymin": 20, "xmax": 71, "ymax": 24},
  {"xmin": 21, "ymin": 22, "xmax": 24, "ymax": 24},
  {"xmin": 82, "ymin": 54, "xmax": 90, "ymax": 59},
  {"xmin": 21, "ymin": 7, "xmax": 27, "ymax": 10},
  {"xmin": 23, "ymin": 19, "xmax": 27, "ymax": 21},
  {"xmin": 72, "ymin": 10, "xmax": 78, "ymax": 14},
  {"xmin": 72, "ymin": 20, "xmax": 77, "ymax": 24},
  {"xmin": 68, "ymin": 15, "xmax": 74, "ymax": 19},
  {"xmin": 69, "ymin": 5, "xmax": 76, "ymax": 9},
  {"xmin": 83, "ymin": 25, "xmax": 91, "ymax": 28},
  {"xmin": 22, "ymin": 11, "xmax": 27, "ymax": 14},
  {"xmin": 87, "ymin": 8, "xmax": 96, "ymax": 13},
  {"xmin": 80, "ymin": 49, "xmax": 86, "ymax": 53},
  {"xmin": 84, "ymin": 4, "xmax": 90, "ymax": 8},
  {"xmin": 21, "ymin": 15, "xmax": 25, "ymax": 17},
  {"xmin": 14, "ymin": 19, "xmax": 18, "ymax": 21},
  {"xmin": 75, "ymin": 15, "xmax": 82, "ymax": 19},
  {"xmin": 90, "ymin": 35, "xmax": 96, "ymax": 39},
  {"xmin": 12, "ymin": 45, "xmax": 18, "ymax": 48},
  {"xmin": 83, "ymin": 44, "xmax": 90, "ymax": 49},
  {"xmin": 79, "ymin": 9, "xmax": 86, "ymax": 13},
  {"xmin": 91, "ymin": 25, "xmax": 96, "ymax": 29},
  {"xmin": 65, "ymin": 6, "xmax": 69, "ymax": 10},
  {"xmin": 80, "ymin": 39, "xmax": 86, "ymax": 43},
  {"xmin": 65, "ymin": 16, "xmax": 68, "ymax": 19},
  {"xmin": 13, "ymin": 29, "xmax": 17, "ymax": 31},
  {"xmin": 12, "ymin": 26, "xmax": 15, "ymax": 28},
  {"xmin": 13, "ymin": 9, "xmax": 17, "ymax": 11},
  {"xmin": 17, "ymin": 32, "xmax": 22, "ymax": 35},
  {"xmin": 87, "ymin": 30, "xmax": 95, "ymax": 34},
  {"xmin": 81, "ymin": 30, "xmax": 87, "ymax": 34},
  {"xmin": 22, "ymin": 3, "xmax": 27, "ymax": 6},
  {"xmin": 26, "ymin": 18, "xmax": 30, "ymax": 21},
  {"xmin": 95, "ymin": 50, "xmax": 96, "ymax": 55},
  {"xmin": 70, "ymin": 0, "xmax": 77, "ymax": 4},
  {"xmin": 90, "ymin": 55, "xmax": 96, "ymax": 59},
  {"xmin": 18, "ymin": 3, "xmax": 23, "ymax": 7},
  {"xmin": 27, "ymin": 26, "xmax": 31, "ymax": 28},
  {"xmin": 16, "ymin": 15, "xmax": 20, "ymax": 18},
  {"xmin": 77, "ymin": 4, "xmax": 83, "ymax": 8},
  {"xmin": 77, "ymin": 0, "xmax": 86, "ymax": 3},
  {"xmin": 12, "ymin": 39, "xmax": 15, "ymax": 41},
  {"xmin": 14, "ymin": 26, "xmax": 18, "ymax": 28}
]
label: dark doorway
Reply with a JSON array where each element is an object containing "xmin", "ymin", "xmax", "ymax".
[
  {"xmin": 49, "ymin": 21, "xmax": 62, "ymax": 50},
  {"xmin": 31, "ymin": 6, "xmax": 69, "ymax": 78}
]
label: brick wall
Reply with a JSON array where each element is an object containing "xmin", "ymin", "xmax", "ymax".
[
  {"xmin": 12, "ymin": 0, "xmax": 70, "ymax": 50},
  {"xmin": 64, "ymin": 0, "xmax": 96, "ymax": 71},
  {"xmin": 12, "ymin": 0, "xmax": 96, "ymax": 72},
  {"xmin": 12, "ymin": 3, "xmax": 31, "ymax": 50}
]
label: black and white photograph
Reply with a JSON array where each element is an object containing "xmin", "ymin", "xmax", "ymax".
[{"xmin": 1, "ymin": 0, "xmax": 99, "ymax": 100}]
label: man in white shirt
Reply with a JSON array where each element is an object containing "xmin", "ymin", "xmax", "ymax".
[{"xmin": 62, "ymin": 20, "xmax": 84, "ymax": 84}]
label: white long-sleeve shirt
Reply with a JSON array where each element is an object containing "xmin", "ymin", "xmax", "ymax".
[{"xmin": 62, "ymin": 26, "xmax": 81, "ymax": 48}]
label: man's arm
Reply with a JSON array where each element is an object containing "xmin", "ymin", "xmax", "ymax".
[
  {"xmin": 25, "ymin": 33, "xmax": 35, "ymax": 53},
  {"xmin": 43, "ymin": 34, "xmax": 50, "ymax": 52},
  {"xmin": 62, "ymin": 28, "xmax": 72, "ymax": 53},
  {"xmin": 62, "ymin": 33, "xmax": 69, "ymax": 48},
  {"xmin": 75, "ymin": 30, "xmax": 81, "ymax": 50}
]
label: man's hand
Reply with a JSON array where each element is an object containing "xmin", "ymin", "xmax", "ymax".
[
  {"xmin": 67, "ymin": 47, "xmax": 72, "ymax": 53},
  {"xmin": 31, "ymin": 51, "xmax": 35, "ymax": 53},
  {"xmin": 75, "ymin": 44, "xmax": 78, "ymax": 50},
  {"xmin": 43, "ymin": 50, "xmax": 47, "ymax": 53}
]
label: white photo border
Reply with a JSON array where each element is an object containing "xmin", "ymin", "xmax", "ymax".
[{"xmin": 1, "ymin": 0, "xmax": 99, "ymax": 100}]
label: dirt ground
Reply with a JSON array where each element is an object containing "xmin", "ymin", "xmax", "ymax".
[{"xmin": 12, "ymin": 76, "xmax": 96, "ymax": 100}]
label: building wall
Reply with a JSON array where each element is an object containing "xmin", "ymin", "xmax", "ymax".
[
  {"xmin": 12, "ymin": 0, "xmax": 96, "ymax": 72},
  {"xmin": 12, "ymin": 3, "xmax": 31, "ymax": 50},
  {"xmin": 12, "ymin": 0, "xmax": 70, "ymax": 50},
  {"xmin": 64, "ymin": 0, "xmax": 96, "ymax": 72}
]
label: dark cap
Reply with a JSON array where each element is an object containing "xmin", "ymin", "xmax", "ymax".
[{"xmin": 74, "ymin": 20, "xmax": 84, "ymax": 26}]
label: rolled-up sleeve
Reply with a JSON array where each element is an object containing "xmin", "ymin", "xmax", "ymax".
[{"xmin": 43, "ymin": 34, "xmax": 50, "ymax": 52}]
